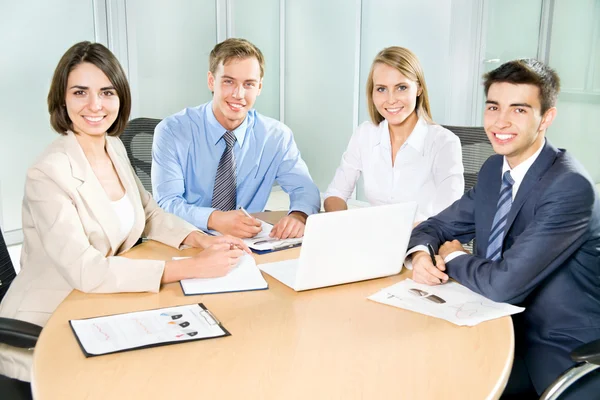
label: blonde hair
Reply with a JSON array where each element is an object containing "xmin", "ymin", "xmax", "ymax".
[
  {"xmin": 209, "ymin": 38, "xmax": 265, "ymax": 78},
  {"xmin": 366, "ymin": 46, "xmax": 433, "ymax": 125}
]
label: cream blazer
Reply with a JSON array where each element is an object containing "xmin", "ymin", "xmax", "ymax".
[{"xmin": 0, "ymin": 131, "xmax": 196, "ymax": 381}]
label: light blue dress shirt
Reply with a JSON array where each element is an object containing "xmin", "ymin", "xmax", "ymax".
[{"xmin": 151, "ymin": 101, "xmax": 321, "ymax": 230}]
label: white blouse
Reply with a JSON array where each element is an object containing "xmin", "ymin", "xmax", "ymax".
[
  {"xmin": 110, "ymin": 193, "xmax": 135, "ymax": 247},
  {"xmin": 324, "ymin": 118, "xmax": 465, "ymax": 221}
]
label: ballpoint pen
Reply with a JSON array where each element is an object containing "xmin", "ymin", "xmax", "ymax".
[
  {"xmin": 238, "ymin": 205, "xmax": 254, "ymax": 219},
  {"xmin": 426, "ymin": 243, "xmax": 437, "ymax": 267}
]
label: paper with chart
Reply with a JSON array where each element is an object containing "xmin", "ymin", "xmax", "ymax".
[
  {"xmin": 242, "ymin": 219, "xmax": 303, "ymax": 252},
  {"xmin": 178, "ymin": 253, "xmax": 268, "ymax": 295},
  {"xmin": 69, "ymin": 304, "xmax": 229, "ymax": 356},
  {"xmin": 368, "ymin": 279, "xmax": 524, "ymax": 326}
]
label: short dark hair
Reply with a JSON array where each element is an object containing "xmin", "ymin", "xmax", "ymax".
[
  {"xmin": 483, "ymin": 59, "xmax": 560, "ymax": 114},
  {"xmin": 209, "ymin": 38, "xmax": 265, "ymax": 78},
  {"xmin": 47, "ymin": 41, "xmax": 131, "ymax": 136}
]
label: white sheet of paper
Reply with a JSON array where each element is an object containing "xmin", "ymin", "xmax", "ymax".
[
  {"xmin": 258, "ymin": 258, "xmax": 300, "ymax": 289},
  {"xmin": 178, "ymin": 254, "xmax": 268, "ymax": 295},
  {"xmin": 70, "ymin": 304, "xmax": 226, "ymax": 356},
  {"xmin": 368, "ymin": 279, "xmax": 525, "ymax": 326}
]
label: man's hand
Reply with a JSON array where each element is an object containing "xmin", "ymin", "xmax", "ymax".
[
  {"xmin": 207, "ymin": 210, "xmax": 262, "ymax": 238},
  {"xmin": 439, "ymin": 240, "xmax": 469, "ymax": 260},
  {"xmin": 411, "ymin": 251, "xmax": 448, "ymax": 285},
  {"xmin": 270, "ymin": 211, "xmax": 307, "ymax": 239}
]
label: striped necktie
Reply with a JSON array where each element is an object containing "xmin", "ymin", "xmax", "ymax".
[
  {"xmin": 486, "ymin": 171, "xmax": 515, "ymax": 261},
  {"xmin": 211, "ymin": 131, "xmax": 237, "ymax": 211}
]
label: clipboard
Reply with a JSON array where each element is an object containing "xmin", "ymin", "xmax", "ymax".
[{"xmin": 69, "ymin": 303, "xmax": 230, "ymax": 357}]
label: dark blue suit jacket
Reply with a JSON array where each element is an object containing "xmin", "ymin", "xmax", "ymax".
[{"xmin": 409, "ymin": 140, "xmax": 600, "ymax": 394}]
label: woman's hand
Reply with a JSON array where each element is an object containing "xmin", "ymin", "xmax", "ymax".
[
  {"xmin": 187, "ymin": 243, "xmax": 245, "ymax": 278},
  {"xmin": 183, "ymin": 231, "xmax": 251, "ymax": 253},
  {"xmin": 162, "ymin": 243, "xmax": 247, "ymax": 283}
]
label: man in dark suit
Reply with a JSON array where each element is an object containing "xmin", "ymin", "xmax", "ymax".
[{"xmin": 408, "ymin": 59, "xmax": 600, "ymax": 398}]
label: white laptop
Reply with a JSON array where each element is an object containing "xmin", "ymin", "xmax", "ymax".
[{"xmin": 258, "ymin": 202, "xmax": 417, "ymax": 291}]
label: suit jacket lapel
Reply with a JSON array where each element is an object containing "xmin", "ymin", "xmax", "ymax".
[
  {"xmin": 504, "ymin": 141, "xmax": 559, "ymax": 235},
  {"xmin": 65, "ymin": 132, "xmax": 122, "ymax": 254}
]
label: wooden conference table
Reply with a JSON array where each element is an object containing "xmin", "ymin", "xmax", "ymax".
[{"xmin": 32, "ymin": 212, "xmax": 514, "ymax": 400}]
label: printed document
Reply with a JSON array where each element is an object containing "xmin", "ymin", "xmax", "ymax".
[
  {"xmin": 369, "ymin": 279, "xmax": 524, "ymax": 326},
  {"xmin": 70, "ymin": 304, "xmax": 229, "ymax": 356}
]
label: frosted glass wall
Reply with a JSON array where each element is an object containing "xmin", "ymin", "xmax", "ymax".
[
  {"xmin": 231, "ymin": 0, "xmax": 281, "ymax": 120},
  {"xmin": 355, "ymin": 0, "xmax": 453, "ymax": 200},
  {"xmin": 475, "ymin": 0, "xmax": 543, "ymax": 122},
  {"xmin": 359, "ymin": 0, "xmax": 453, "ymax": 125},
  {"xmin": 547, "ymin": 0, "xmax": 600, "ymax": 182},
  {"xmin": 0, "ymin": 1, "xmax": 96, "ymax": 231},
  {"xmin": 125, "ymin": 0, "xmax": 217, "ymax": 119},
  {"xmin": 284, "ymin": 0, "xmax": 360, "ymax": 192}
]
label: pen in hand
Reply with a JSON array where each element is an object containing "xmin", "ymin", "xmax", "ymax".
[
  {"xmin": 238, "ymin": 206, "xmax": 254, "ymax": 219},
  {"xmin": 426, "ymin": 243, "xmax": 437, "ymax": 267},
  {"xmin": 426, "ymin": 243, "xmax": 447, "ymax": 284}
]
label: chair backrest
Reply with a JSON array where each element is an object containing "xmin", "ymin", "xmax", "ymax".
[
  {"xmin": 120, "ymin": 117, "xmax": 161, "ymax": 194},
  {"xmin": 442, "ymin": 125, "xmax": 496, "ymax": 193},
  {"xmin": 0, "ymin": 228, "xmax": 16, "ymax": 304}
]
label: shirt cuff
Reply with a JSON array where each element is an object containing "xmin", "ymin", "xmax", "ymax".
[
  {"xmin": 403, "ymin": 245, "xmax": 429, "ymax": 270},
  {"xmin": 322, "ymin": 189, "xmax": 349, "ymax": 203},
  {"xmin": 289, "ymin": 202, "xmax": 320, "ymax": 217},
  {"xmin": 444, "ymin": 251, "xmax": 467, "ymax": 263},
  {"xmin": 196, "ymin": 207, "xmax": 217, "ymax": 231}
]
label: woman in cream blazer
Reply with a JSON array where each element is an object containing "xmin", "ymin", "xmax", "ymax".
[{"xmin": 0, "ymin": 42, "xmax": 247, "ymax": 382}]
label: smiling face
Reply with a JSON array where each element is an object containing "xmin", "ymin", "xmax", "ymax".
[
  {"xmin": 371, "ymin": 63, "xmax": 421, "ymax": 128},
  {"xmin": 65, "ymin": 62, "xmax": 120, "ymax": 138},
  {"xmin": 484, "ymin": 82, "xmax": 556, "ymax": 168},
  {"xmin": 208, "ymin": 57, "xmax": 263, "ymax": 131}
]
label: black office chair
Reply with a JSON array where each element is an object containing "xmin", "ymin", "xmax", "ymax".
[
  {"xmin": 442, "ymin": 125, "xmax": 495, "ymax": 194},
  {"xmin": 539, "ymin": 340, "xmax": 600, "ymax": 399},
  {"xmin": 442, "ymin": 126, "xmax": 495, "ymax": 252},
  {"xmin": 0, "ymin": 228, "xmax": 41, "ymax": 400},
  {"xmin": 120, "ymin": 117, "xmax": 161, "ymax": 194}
]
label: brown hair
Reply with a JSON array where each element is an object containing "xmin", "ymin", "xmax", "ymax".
[
  {"xmin": 209, "ymin": 38, "xmax": 265, "ymax": 78},
  {"xmin": 483, "ymin": 59, "xmax": 561, "ymax": 114},
  {"xmin": 47, "ymin": 41, "xmax": 131, "ymax": 136},
  {"xmin": 366, "ymin": 46, "xmax": 433, "ymax": 125}
]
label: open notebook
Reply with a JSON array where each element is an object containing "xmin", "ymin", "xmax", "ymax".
[{"xmin": 177, "ymin": 254, "xmax": 268, "ymax": 295}]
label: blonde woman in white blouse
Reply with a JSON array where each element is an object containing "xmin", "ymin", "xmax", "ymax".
[{"xmin": 324, "ymin": 47, "xmax": 464, "ymax": 222}]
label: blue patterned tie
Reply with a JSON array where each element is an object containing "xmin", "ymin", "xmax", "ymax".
[
  {"xmin": 486, "ymin": 171, "xmax": 515, "ymax": 261},
  {"xmin": 211, "ymin": 131, "xmax": 237, "ymax": 211}
]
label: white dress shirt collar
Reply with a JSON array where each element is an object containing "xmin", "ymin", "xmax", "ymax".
[
  {"xmin": 502, "ymin": 139, "xmax": 546, "ymax": 199},
  {"xmin": 206, "ymin": 100, "xmax": 250, "ymax": 147},
  {"xmin": 377, "ymin": 117, "xmax": 429, "ymax": 155}
]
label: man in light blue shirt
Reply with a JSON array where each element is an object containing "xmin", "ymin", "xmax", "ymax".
[{"xmin": 152, "ymin": 38, "xmax": 320, "ymax": 238}]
